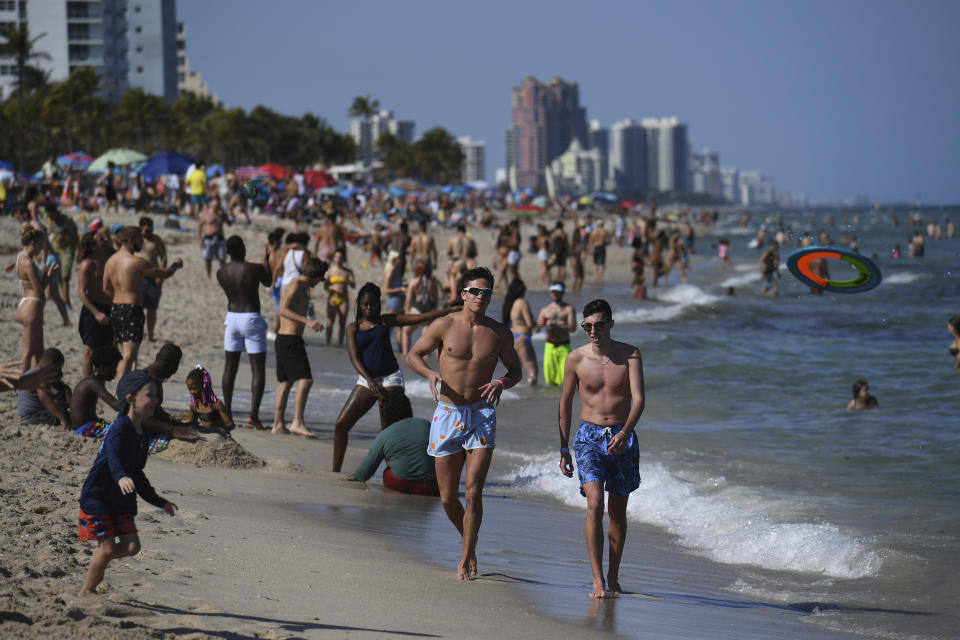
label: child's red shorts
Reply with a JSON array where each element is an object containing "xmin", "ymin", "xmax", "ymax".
[{"xmin": 77, "ymin": 508, "xmax": 137, "ymax": 541}]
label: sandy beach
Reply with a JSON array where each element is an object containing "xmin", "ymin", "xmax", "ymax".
[{"xmin": 0, "ymin": 209, "xmax": 879, "ymax": 639}]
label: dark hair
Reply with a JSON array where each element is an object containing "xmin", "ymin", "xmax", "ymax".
[
  {"xmin": 226, "ymin": 235, "xmax": 245, "ymax": 261},
  {"xmin": 296, "ymin": 232, "xmax": 311, "ymax": 246},
  {"xmin": 380, "ymin": 391, "xmax": 414, "ymax": 426},
  {"xmin": 39, "ymin": 348, "xmax": 64, "ymax": 368},
  {"xmin": 116, "ymin": 226, "xmax": 140, "ymax": 244},
  {"xmin": 459, "ymin": 266, "xmax": 494, "ymax": 291},
  {"xmin": 355, "ymin": 282, "xmax": 381, "ymax": 323},
  {"xmin": 950, "ymin": 316, "xmax": 960, "ymax": 334},
  {"xmin": 400, "ymin": 221, "xmax": 408, "ymax": 233},
  {"xmin": 268, "ymin": 229, "xmax": 284, "ymax": 245},
  {"xmin": 418, "ymin": 220, "xmax": 428, "ymax": 231},
  {"xmin": 301, "ymin": 256, "xmax": 328, "ymax": 280},
  {"xmin": 155, "ymin": 343, "xmax": 182, "ymax": 364},
  {"xmin": 92, "ymin": 345, "xmax": 122, "ymax": 369},
  {"xmin": 501, "ymin": 279, "xmax": 526, "ymax": 325},
  {"xmin": 555, "ymin": 221, "xmax": 564, "ymax": 230},
  {"xmin": 852, "ymin": 380, "xmax": 868, "ymax": 399},
  {"xmin": 457, "ymin": 224, "xmax": 466, "ymax": 233},
  {"xmin": 139, "ymin": 216, "xmax": 154, "ymax": 228},
  {"xmin": 285, "ymin": 232, "xmax": 299, "ymax": 245},
  {"xmin": 186, "ymin": 367, "xmax": 205, "ymax": 387},
  {"xmin": 77, "ymin": 231, "xmax": 97, "ymax": 262},
  {"xmin": 582, "ymin": 299, "xmax": 612, "ymax": 322}
]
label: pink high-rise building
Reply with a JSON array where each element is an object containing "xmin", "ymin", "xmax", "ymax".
[{"xmin": 507, "ymin": 76, "xmax": 588, "ymax": 191}]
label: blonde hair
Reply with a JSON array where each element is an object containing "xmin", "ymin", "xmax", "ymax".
[{"xmin": 20, "ymin": 224, "xmax": 43, "ymax": 247}]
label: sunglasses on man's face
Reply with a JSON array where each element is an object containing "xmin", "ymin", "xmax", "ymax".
[
  {"xmin": 462, "ymin": 287, "xmax": 494, "ymax": 298},
  {"xmin": 581, "ymin": 320, "xmax": 611, "ymax": 333}
]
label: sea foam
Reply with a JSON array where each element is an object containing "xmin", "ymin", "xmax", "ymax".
[
  {"xmin": 882, "ymin": 271, "xmax": 925, "ymax": 284},
  {"xmin": 613, "ymin": 284, "xmax": 720, "ymax": 325},
  {"xmin": 499, "ymin": 457, "xmax": 883, "ymax": 579}
]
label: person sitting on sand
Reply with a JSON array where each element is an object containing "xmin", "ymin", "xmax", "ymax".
[
  {"xmin": 18, "ymin": 348, "xmax": 72, "ymax": 429},
  {"xmin": 846, "ymin": 380, "xmax": 879, "ymax": 410},
  {"xmin": 78, "ymin": 370, "xmax": 178, "ymax": 596},
  {"xmin": 138, "ymin": 344, "xmax": 199, "ymax": 443},
  {"xmin": 0, "ymin": 358, "xmax": 56, "ymax": 392},
  {"xmin": 71, "ymin": 345, "xmax": 124, "ymax": 438},
  {"xmin": 186, "ymin": 366, "xmax": 234, "ymax": 433},
  {"xmin": 346, "ymin": 391, "xmax": 439, "ymax": 496},
  {"xmin": 273, "ymin": 256, "xmax": 328, "ymax": 438}
]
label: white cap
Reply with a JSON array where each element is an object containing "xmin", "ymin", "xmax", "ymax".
[{"xmin": 549, "ymin": 283, "xmax": 565, "ymax": 292}]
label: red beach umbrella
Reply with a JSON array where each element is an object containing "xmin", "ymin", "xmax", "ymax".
[{"xmin": 259, "ymin": 163, "xmax": 293, "ymax": 180}]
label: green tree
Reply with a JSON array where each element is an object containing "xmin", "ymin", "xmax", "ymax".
[
  {"xmin": 348, "ymin": 94, "xmax": 380, "ymax": 119},
  {"xmin": 375, "ymin": 132, "xmax": 411, "ymax": 179},
  {"xmin": 411, "ymin": 127, "xmax": 464, "ymax": 185},
  {"xmin": 0, "ymin": 23, "xmax": 50, "ymax": 172},
  {"xmin": 112, "ymin": 87, "xmax": 169, "ymax": 152}
]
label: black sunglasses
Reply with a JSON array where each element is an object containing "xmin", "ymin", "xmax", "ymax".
[
  {"xmin": 462, "ymin": 287, "xmax": 493, "ymax": 297},
  {"xmin": 581, "ymin": 320, "xmax": 611, "ymax": 332}
]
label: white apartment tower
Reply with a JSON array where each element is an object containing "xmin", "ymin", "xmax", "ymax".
[
  {"xmin": 0, "ymin": 0, "xmax": 179, "ymax": 103},
  {"xmin": 608, "ymin": 118, "xmax": 646, "ymax": 193},
  {"xmin": 458, "ymin": 136, "xmax": 485, "ymax": 184},
  {"xmin": 641, "ymin": 117, "xmax": 690, "ymax": 193}
]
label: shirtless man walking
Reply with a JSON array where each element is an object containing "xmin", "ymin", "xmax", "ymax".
[
  {"xmin": 405, "ymin": 267, "xmax": 522, "ymax": 580},
  {"xmin": 588, "ymin": 221, "xmax": 611, "ymax": 282},
  {"xmin": 273, "ymin": 255, "xmax": 328, "ymax": 437},
  {"xmin": 76, "ymin": 231, "xmax": 114, "ymax": 378},
  {"xmin": 217, "ymin": 236, "xmax": 271, "ymax": 429},
  {"xmin": 446, "ymin": 224, "xmax": 477, "ymax": 269},
  {"xmin": 103, "ymin": 227, "xmax": 183, "ymax": 379},
  {"xmin": 558, "ymin": 298, "xmax": 645, "ymax": 598},
  {"xmin": 312, "ymin": 213, "xmax": 344, "ymax": 262},
  {"xmin": 409, "ymin": 220, "xmax": 438, "ymax": 272},
  {"xmin": 198, "ymin": 199, "xmax": 229, "ymax": 279},
  {"xmin": 137, "ymin": 217, "xmax": 167, "ymax": 342}
]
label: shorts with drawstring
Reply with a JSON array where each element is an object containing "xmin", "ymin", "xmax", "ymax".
[{"xmin": 573, "ymin": 421, "xmax": 640, "ymax": 497}]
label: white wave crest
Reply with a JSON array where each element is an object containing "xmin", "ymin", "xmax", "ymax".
[
  {"xmin": 498, "ymin": 459, "xmax": 883, "ymax": 579},
  {"xmin": 882, "ymin": 271, "xmax": 925, "ymax": 284}
]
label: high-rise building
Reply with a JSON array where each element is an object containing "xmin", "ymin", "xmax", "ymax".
[
  {"xmin": 608, "ymin": 118, "xmax": 647, "ymax": 194},
  {"xmin": 691, "ymin": 148, "xmax": 724, "ymax": 200},
  {"xmin": 588, "ymin": 119, "xmax": 609, "ymax": 189},
  {"xmin": 738, "ymin": 170, "xmax": 774, "ymax": 206},
  {"xmin": 176, "ymin": 22, "xmax": 217, "ymax": 103},
  {"xmin": 549, "ymin": 137, "xmax": 605, "ymax": 194},
  {"xmin": 720, "ymin": 167, "xmax": 739, "ymax": 203},
  {"xmin": 641, "ymin": 117, "xmax": 689, "ymax": 193},
  {"xmin": 350, "ymin": 109, "xmax": 415, "ymax": 161},
  {"xmin": 506, "ymin": 76, "xmax": 588, "ymax": 191},
  {"xmin": 457, "ymin": 136, "xmax": 485, "ymax": 184},
  {"xmin": 0, "ymin": 0, "xmax": 180, "ymax": 103}
]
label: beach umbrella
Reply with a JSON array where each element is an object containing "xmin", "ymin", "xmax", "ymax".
[
  {"xmin": 259, "ymin": 163, "xmax": 292, "ymax": 180},
  {"xmin": 467, "ymin": 179, "xmax": 490, "ymax": 191},
  {"xmin": 57, "ymin": 152, "xmax": 94, "ymax": 167},
  {"xmin": 512, "ymin": 204, "xmax": 545, "ymax": 216},
  {"xmin": 88, "ymin": 148, "xmax": 147, "ymax": 172},
  {"xmin": 318, "ymin": 186, "xmax": 339, "ymax": 196},
  {"xmin": 579, "ymin": 195, "xmax": 594, "ymax": 205},
  {"xmin": 338, "ymin": 186, "xmax": 360, "ymax": 199},
  {"xmin": 234, "ymin": 166, "xmax": 270, "ymax": 179},
  {"xmin": 0, "ymin": 168, "xmax": 15, "ymax": 184},
  {"xmin": 206, "ymin": 164, "xmax": 225, "ymax": 178},
  {"xmin": 0, "ymin": 159, "xmax": 12, "ymax": 170},
  {"xmin": 589, "ymin": 192, "xmax": 619, "ymax": 203},
  {"xmin": 620, "ymin": 199, "xmax": 638, "ymax": 209},
  {"xmin": 138, "ymin": 151, "xmax": 195, "ymax": 180},
  {"xmin": 303, "ymin": 169, "xmax": 337, "ymax": 189},
  {"xmin": 531, "ymin": 195, "xmax": 548, "ymax": 208}
]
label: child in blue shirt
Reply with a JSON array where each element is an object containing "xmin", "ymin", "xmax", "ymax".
[{"xmin": 78, "ymin": 369, "xmax": 178, "ymax": 596}]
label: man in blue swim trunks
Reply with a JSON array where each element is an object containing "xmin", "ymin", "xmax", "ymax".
[
  {"xmin": 558, "ymin": 298, "xmax": 645, "ymax": 599},
  {"xmin": 406, "ymin": 266, "xmax": 522, "ymax": 580}
]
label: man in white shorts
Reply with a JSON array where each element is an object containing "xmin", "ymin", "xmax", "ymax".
[{"xmin": 217, "ymin": 236, "xmax": 271, "ymax": 429}]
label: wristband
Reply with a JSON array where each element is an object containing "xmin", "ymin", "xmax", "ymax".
[
  {"xmin": 560, "ymin": 447, "xmax": 569, "ymax": 454},
  {"xmin": 494, "ymin": 379, "xmax": 504, "ymax": 388}
]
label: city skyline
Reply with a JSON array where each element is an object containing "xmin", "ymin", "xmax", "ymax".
[{"xmin": 170, "ymin": 1, "xmax": 957, "ymax": 203}]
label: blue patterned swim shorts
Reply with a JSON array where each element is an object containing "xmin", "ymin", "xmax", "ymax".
[
  {"xmin": 573, "ymin": 421, "xmax": 640, "ymax": 497},
  {"xmin": 428, "ymin": 401, "xmax": 496, "ymax": 457}
]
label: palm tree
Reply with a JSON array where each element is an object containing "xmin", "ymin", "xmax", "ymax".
[
  {"xmin": 0, "ymin": 24, "xmax": 50, "ymax": 172},
  {"xmin": 348, "ymin": 95, "xmax": 380, "ymax": 161}
]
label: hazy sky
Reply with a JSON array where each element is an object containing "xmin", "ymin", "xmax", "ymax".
[{"xmin": 177, "ymin": 0, "xmax": 959, "ymax": 203}]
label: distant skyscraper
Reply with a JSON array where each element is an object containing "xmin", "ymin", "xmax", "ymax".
[
  {"xmin": 608, "ymin": 118, "xmax": 647, "ymax": 194},
  {"xmin": 506, "ymin": 76, "xmax": 589, "ymax": 191},
  {"xmin": 588, "ymin": 120, "xmax": 609, "ymax": 190},
  {"xmin": 176, "ymin": 22, "xmax": 217, "ymax": 103},
  {"xmin": 0, "ymin": 0, "xmax": 179, "ymax": 103},
  {"xmin": 457, "ymin": 136, "xmax": 486, "ymax": 184},
  {"xmin": 738, "ymin": 170, "xmax": 774, "ymax": 206},
  {"xmin": 720, "ymin": 167, "xmax": 740, "ymax": 203},
  {"xmin": 350, "ymin": 109, "xmax": 415, "ymax": 161},
  {"xmin": 642, "ymin": 117, "xmax": 689, "ymax": 193},
  {"xmin": 691, "ymin": 148, "xmax": 723, "ymax": 200},
  {"xmin": 549, "ymin": 138, "xmax": 605, "ymax": 194}
]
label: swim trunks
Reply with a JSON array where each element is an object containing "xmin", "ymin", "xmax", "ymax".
[
  {"xmin": 77, "ymin": 508, "xmax": 137, "ymax": 541},
  {"xmin": 141, "ymin": 276, "xmax": 162, "ymax": 310},
  {"xmin": 191, "ymin": 194, "xmax": 207, "ymax": 206},
  {"xmin": 428, "ymin": 400, "xmax": 496, "ymax": 457},
  {"xmin": 356, "ymin": 368, "xmax": 404, "ymax": 390},
  {"xmin": 275, "ymin": 333, "xmax": 311, "ymax": 382},
  {"xmin": 271, "ymin": 275, "xmax": 282, "ymax": 308},
  {"xmin": 383, "ymin": 468, "xmax": 440, "ymax": 496},
  {"xmin": 110, "ymin": 303, "xmax": 145, "ymax": 344},
  {"xmin": 202, "ymin": 234, "xmax": 225, "ymax": 261},
  {"xmin": 573, "ymin": 421, "xmax": 640, "ymax": 497},
  {"xmin": 593, "ymin": 245, "xmax": 607, "ymax": 266},
  {"xmin": 224, "ymin": 311, "xmax": 268, "ymax": 354},
  {"xmin": 543, "ymin": 341, "xmax": 570, "ymax": 386},
  {"xmin": 79, "ymin": 301, "xmax": 114, "ymax": 348},
  {"xmin": 73, "ymin": 418, "xmax": 109, "ymax": 438}
]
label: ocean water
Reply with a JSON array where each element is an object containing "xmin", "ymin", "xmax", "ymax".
[{"xmin": 244, "ymin": 207, "xmax": 959, "ymax": 639}]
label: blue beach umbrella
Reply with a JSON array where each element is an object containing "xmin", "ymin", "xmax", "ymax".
[
  {"xmin": 0, "ymin": 159, "xmax": 13, "ymax": 170},
  {"xmin": 138, "ymin": 152, "xmax": 196, "ymax": 180}
]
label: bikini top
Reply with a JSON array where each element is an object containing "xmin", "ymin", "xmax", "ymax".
[
  {"xmin": 17, "ymin": 251, "xmax": 40, "ymax": 295},
  {"xmin": 329, "ymin": 274, "xmax": 346, "ymax": 285}
]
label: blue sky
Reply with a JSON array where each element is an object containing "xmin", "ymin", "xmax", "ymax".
[{"xmin": 177, "ymin": 0, "xmax": 959, "ymax": 203}]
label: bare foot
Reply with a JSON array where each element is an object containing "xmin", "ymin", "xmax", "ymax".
[
  {"xmin": 247, "ymin": 417, "xmax": 267, "ymax": 430},
  {"xmin": 77, "ymin": 589, "xmax": 97, "ymax": 597},
  {"xmin": 288, "ymin": 423, "xmax": 316, "ymax": 439},
  {"xmin": 271, "ymin": 421, "xmax": 288, "ymax": 435},
  {"xmin": 607, "ymin": 579, "xmax": 622, "ymax": 595},
  {"xmin": 457, "ymin": 564, "xmax": 474, "ymax": 581},
  {"xmin": 588, "ymin": 579, "xmax": 608, "ymax": 599}
]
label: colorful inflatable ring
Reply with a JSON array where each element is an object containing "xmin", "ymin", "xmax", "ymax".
[{"xmin": 786, "ymin": 245, "xmax": 882, "ymax": 293}]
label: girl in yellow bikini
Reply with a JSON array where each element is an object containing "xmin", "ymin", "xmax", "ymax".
[{"xmin": 324, "ymin": 250, "xmax": 355, "ymax": 346}]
